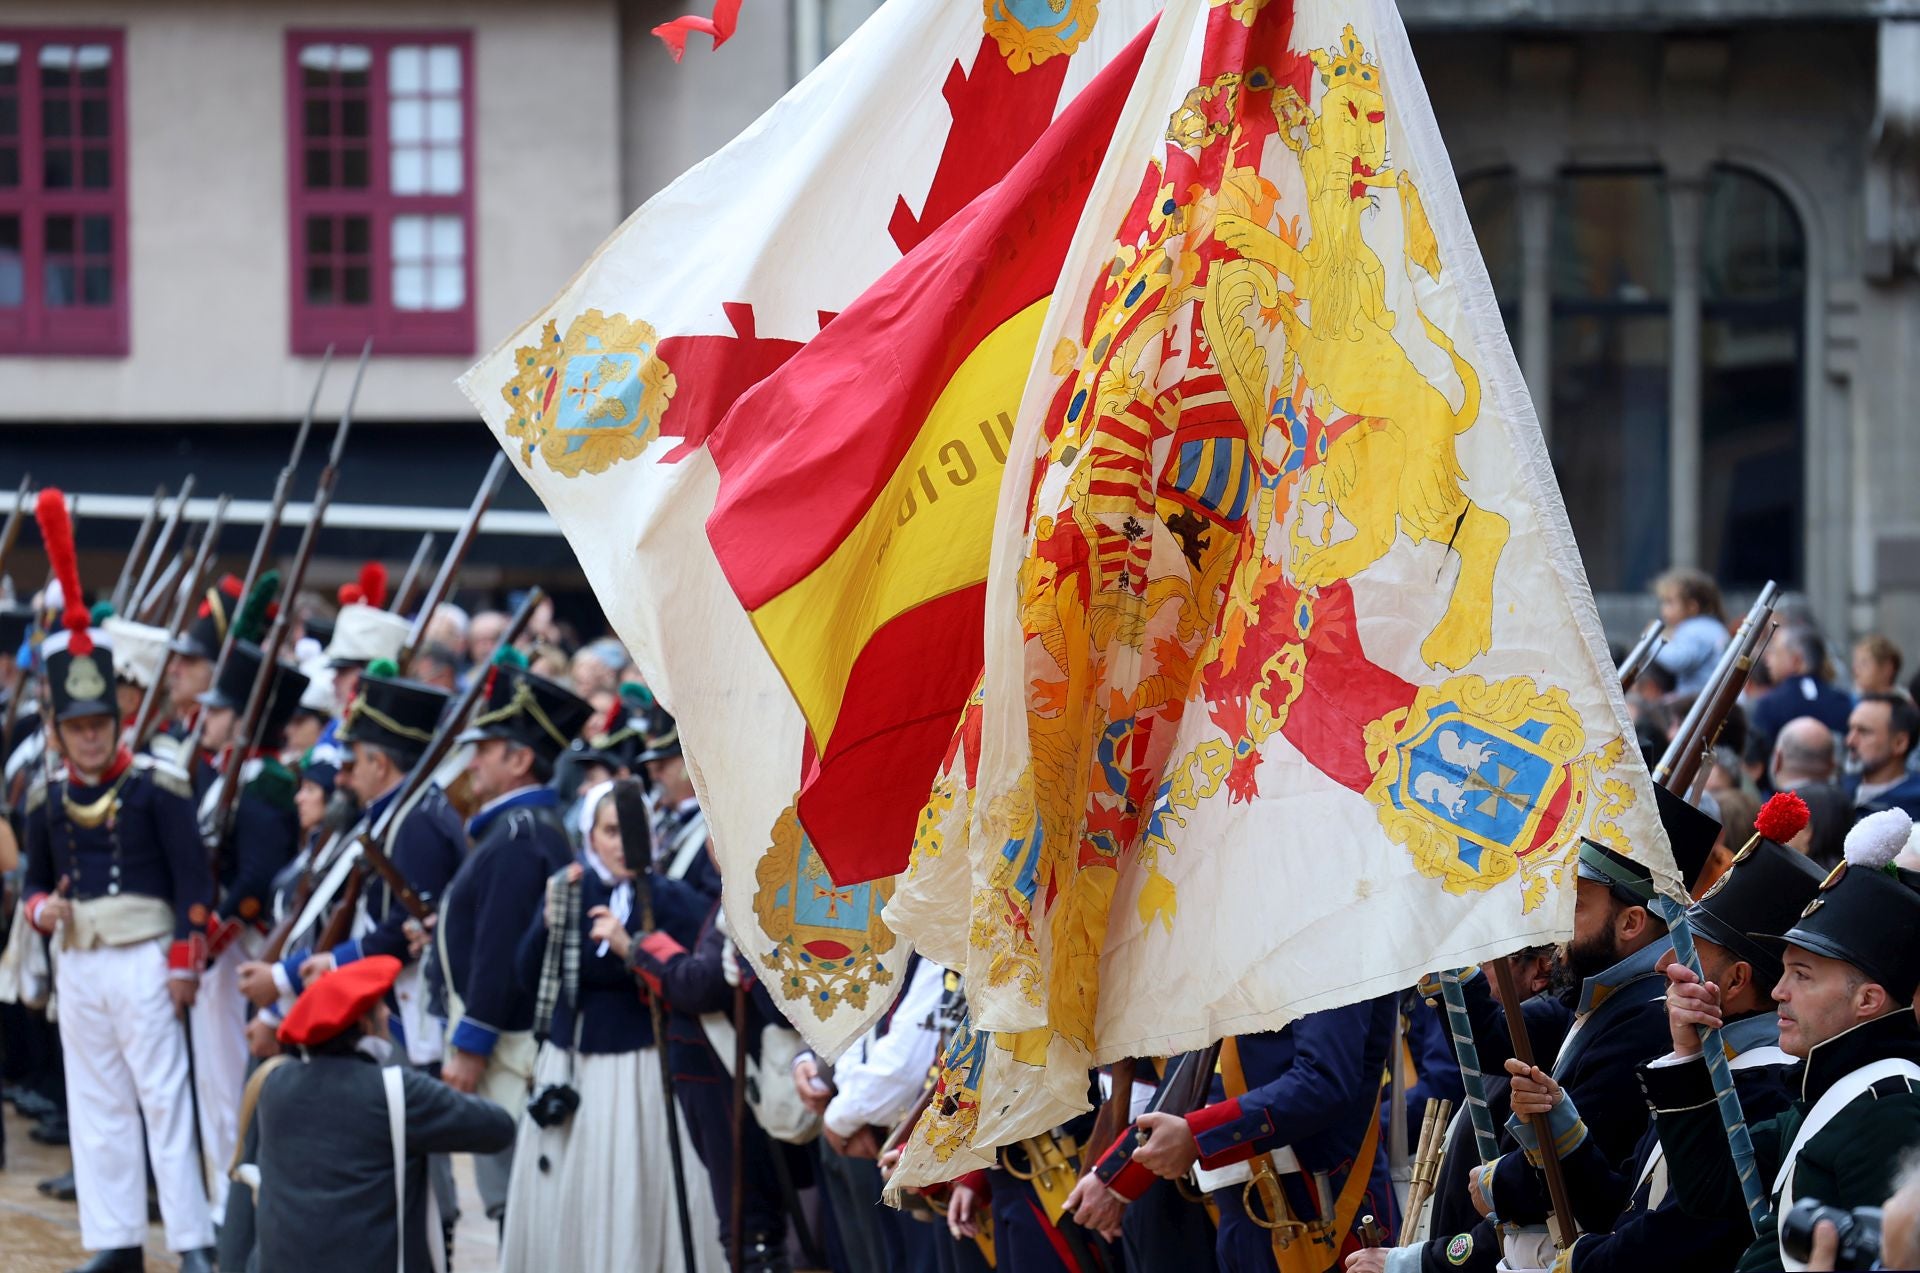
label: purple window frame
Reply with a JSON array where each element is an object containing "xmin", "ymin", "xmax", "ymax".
[
  {"xmin": 285, "ymin": 30, "xmax": 475, "ymax": 357},
  {"xmin": 0, "ymin": 28, "xmax": 129, "ymax": 357}
]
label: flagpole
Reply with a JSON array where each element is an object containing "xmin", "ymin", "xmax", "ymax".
[
  {"xmin": 1436, "ymin": 970, "xmax": 1500, "ymax": 1164},
  {"xmin": 1488, "ymin": 959, "xmax": 1577, "ymax": 1250}
]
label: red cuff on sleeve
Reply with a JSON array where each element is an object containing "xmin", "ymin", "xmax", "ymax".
[
  {"xmin": 639, "ymin": 931, "xmax": 686, "ymax": 962},
  {"xmin": 25, "ymin": 893, "xmax": 51, "ymax": 934},
  {"xmin": 1186, "ymin": 1096, "xmax": 1259, "ymax": 1169},
  {"xmin": 1106, "ymin": 1154, "xmax": 1157, "ymax": 1203},
  {"xmin": 168, "ymin": 935, "xmax": 206, "ymax": 973}
]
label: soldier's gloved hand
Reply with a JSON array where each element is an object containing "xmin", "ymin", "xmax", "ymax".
[{"xmin": 1662, "ymin": 960, "xmax": 1721, "ymax": 1059}]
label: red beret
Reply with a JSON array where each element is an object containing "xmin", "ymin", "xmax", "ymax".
[{"xmin": 278, "ymin": 955, "xmax": 402, "ymax": 1048}]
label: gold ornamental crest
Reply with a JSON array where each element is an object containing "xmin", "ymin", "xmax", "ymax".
[
  {"xmin": 64, "ymin": 653, "xmax": 108, "ymax": 705},
  {"xmin": 499, "ymin": 309, "xmax": 676, "ymax": 479}
]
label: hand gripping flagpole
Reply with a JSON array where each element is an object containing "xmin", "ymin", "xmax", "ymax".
[
  {"xmin": 1655, "ymin": 899, "xmax": 1771, "ymax": 1234},
  {"xmin": 1437, "ymin": 970, "xmax": 1501, "ymax": 1165}
]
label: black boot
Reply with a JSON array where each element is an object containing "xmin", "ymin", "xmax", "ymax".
[
  {"xmin": 743, "ymin": 1230, "xmax": 792, "ymax": 1273},
  {"xmin": 174, "ymin": 1248, "xmax": 217, "ymax": 1273},
  {"xmin": 38, "ymin": 1169, "xmax": 78, "ymax": 1200},
  {"xmin": 31, "ymin": 1112, "xmax": 70, "ymax": 1145},
  {"xmin": 65, "ymin": 1249, "xmax": 144, "ymax": 1273}
]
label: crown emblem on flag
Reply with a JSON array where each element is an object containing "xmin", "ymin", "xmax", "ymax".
[{"xmin": 1312, "ymin": 24, "xmax": 1382, "ymax": 88}]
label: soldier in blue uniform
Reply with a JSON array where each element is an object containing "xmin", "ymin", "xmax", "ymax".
[
  {"xmin": 1122, "ymin": 999, "xmax": 1401, "ymax": 1273},
  {"xmin": 20, "ymin": 490, "xmax": 216, "ymax": 1273},
  {"xmin": 434, "ymin": 660, "xmax": 591, "ymax": 1222},
  {"xmin": 186, "ymin": 636, "xmax": 308, "ymax": 1226}
]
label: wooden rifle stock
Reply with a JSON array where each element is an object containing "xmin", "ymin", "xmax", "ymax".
[
  {"xmin": 0, "ymin": 473, "xmax": 30, "ymax": 581},
  {"xmin": 129, "ymin": 495, "xmax": 229, "ymax": 751},
  {"xmin": 314, "ymin": 864, "xmax": 365, "ymax": 953},
  {"xmin": 400, "ymin": 451, "xmax": 507, "ymax": 669},
  {"xmin": 1653, "ymin": 583, "xmax": 1779, "ymax": 794},
  {"xmin": 110, "ymin": 484, "xmax": 166, "ymax": 614},
  {"xmin": 1617, "ymin": 618, "xmax": 1664, "ymax": 693},
  {"xmin": 1084, "ymin": 1058, "xmax": 1136, "ymax": 1166}
]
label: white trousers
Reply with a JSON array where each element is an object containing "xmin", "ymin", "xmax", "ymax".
[
  {"xmin": 56, "ymin": 940, "xmax": 215, "ymax": 1253},
  {"xmin": 189, "ymin": 937, "xmax": 253, "ymax": 1223}
]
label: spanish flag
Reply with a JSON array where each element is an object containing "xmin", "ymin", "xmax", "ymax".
[{"xmin": 704, "ymin": 20, "xmax": 1156, "ymax": 885}]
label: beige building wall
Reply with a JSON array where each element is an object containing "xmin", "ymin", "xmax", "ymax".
[{"xmin": 1, "ymin": 0, "xmax": 624, "ymax": 423}]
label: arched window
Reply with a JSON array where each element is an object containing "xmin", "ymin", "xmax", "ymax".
[
  {"xmin": 1547, "ymin": 171, "xmax": 1671, "ymax": 594},
  {"xmin": 1699, "ymin": 166, "xmax": 1805, "ymax": 589}
]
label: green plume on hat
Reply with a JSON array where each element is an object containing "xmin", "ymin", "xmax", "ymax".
[
  {"xmin": 365, "ymin": 657, "xmax": 399, "ymax": 679},
  {"xmin": 492, "ymin": 644, "xmax": 528, "ymax": 671},
  {"xmin": 90, "ymin": 600, "xmax": 116, "ymax": 624},
  {"xmin": 618, "ymin": 681, "xmax": 655, "ymax": 710},
  {"xmin": 233, "ymin": 569, "xmax": 280, "ymax": 644}
]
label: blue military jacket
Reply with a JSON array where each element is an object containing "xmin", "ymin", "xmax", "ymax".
[
  {"xmin": 331, "ymin": 783, "xmax": 466, "ymax": 967},
  {"xmin": 25, "ymin": 753, "xmax": 213, "ymax": 959},
  {"xmin": 220, "ymin": 767, "xmax": 301, "ymax": 932},
  {"xmin": 439, "ymin": 786, "xmax": 572, "ymax": 1056}
]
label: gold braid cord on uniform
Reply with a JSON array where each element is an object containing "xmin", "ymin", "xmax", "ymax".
[
  {"xmin": 467, "ymin": 680, "xmax": 571, "ymax": 749},
  {"xmin": 62, "ymin": 767, "xmax": 136, "ymax": 829},
  {"xmin": 342, "ymin": 694, "xmax": 434, "ymax": 744}
]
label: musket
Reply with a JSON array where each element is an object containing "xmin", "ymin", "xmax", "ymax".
[
  {"xmin": 0, "ymin": 473, "xmax": 30, "ymax": 583},
  {"xmin": 111, "ymin": 484, "xmax": 167, "ymax": 615},
  {"xmin": 1653, "ymin": 583, "xmax": 1779, "ymax": 794},
  {"xmin": 136, "ymin": 537, "xmax": 190, "ymax": 624},
  {"xmin": 1088, "ymin": 1042, "xmax": 1223, "ymax": 1195},
  {"xmin": 183, "ymin": 345, "xmax": 340, "ymax": 777},
  {"xmin": 399, "ymin": 451, "xmax": 506, "ymax": 668},
  {"xmin": 126, "ymin": 474, "xmax": 194, "ymax": 620},
  {"xmin": 206, "ymin": 344, "xmax": 369, "ymax": 854},
  {"xmin": 1616, "ymin": 618, "xmax": 1665, "ymax": 694},
  {"xmin": 613, "ymin": 776, "xmax": 701, "ymax": 1273},
  {"xmin": 390, "ymin": 531, "xmax": 435, "ymax": 618},
  {"xmin": 129, "ymin": 495, "xmax": 229, "ymax": 751}
]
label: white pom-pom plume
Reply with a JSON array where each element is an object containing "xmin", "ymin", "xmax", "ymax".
[{"xmin": 1845, "ymin": 808, "xmax": 1914, "ymax": 869}]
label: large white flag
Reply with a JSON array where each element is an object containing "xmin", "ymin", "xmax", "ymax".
[
  {"xmin": 460, "ymin": 0, "xmax": 1161, "ymax": 1055},
  {"xmin": 890, "ymin": 0, "xmax": 1679, "ymax": 1186}
]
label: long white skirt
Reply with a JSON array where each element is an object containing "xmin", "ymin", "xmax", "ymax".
[{"xmin": 500, "ymin": 1042, "xmax": 726, "ymax": 1273}]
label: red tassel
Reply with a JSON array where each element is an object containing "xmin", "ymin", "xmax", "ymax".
[
  {"xmin": 1755, "ymin": 791, "xmax": 1811, "ymax": 844},
  {"xmin": 359, "ymin": 561, "xmax": 389, "ymax": 611},
  {"xmin": 601, "ymin": 695, "xmax": 623, "ymax": 739},
  {"xmin": 34, "ymin": 488, "xmax": 92, "ymax": 656},
  {"xmin": 652, "ymin": 0, "xmax": 743, "ymax": 62}
]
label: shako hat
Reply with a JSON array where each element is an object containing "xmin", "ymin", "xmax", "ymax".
[
  {"xmin": 457, "ymin": 662, "xmax": 591, "ymax": 766},
  {"xmin": 34, "ymin": 489, "xmax": 117, "ymax": 722},
  {"xmin": 172, "ymin": 574, "xmax": 245, "ymax": 660},
  {"xmin": 1579, "ymin": 784, "xmax": 1720, "ymax": 903},
  {"xmin": 339, "ymin": 663, "xmax": 448, "ymax": 763},
  {"xmin": 635, "ymin": 710, "xmax": 683, "ymax": 766},
  {"xmin": 278, "ymin": 955, "xmax": 402, "ymax": 1048},
  {"xmin": 199, "ymin": 641, "xmax": 311, "ymax": 743},
  {"xmin": 1763, "ymin": 809, "xmax": 1920, "ymax": 1002},
  {"xmin": 1689, "ymin": 793, "xmax": 1825, "ymax": 985},
  {"xmin": 568, "ymin": 696, "xmax": 646, "ymax": 772}
]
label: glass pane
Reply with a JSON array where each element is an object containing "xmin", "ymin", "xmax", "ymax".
[
  {"xmin": 428, "ymin": 215, "xmax": 463, "ymax": 259},
  {"xmin": 343, "ymin": 264, "xmax": 371, "ymax": 304},
  {"xmin": 305, "ymin": 263, "xmax": 334, "ymax": 304},
  {"xmin": 81, "ymin": 147, "xmax": 109, "ymax": 188},
  {"xmin": 1461, "ymin": 172, "xmax": 1518, "ymax": 303},
  {"xmin": 80, "ymin": 97, "xmax": 108, "ymax": 137},
  {"xmin": 340, "ymin": 147, "xmax": 369, "ymax": 188},
  {"xmin": 303, "ymin": 98, "xmax": 330, "ymax": 139},
  {"xmin": 390, "ymin": 145, "xmax": 424, "ymax": 194},
  {"xmin": 44, "ymin": 214, "xmax": 73, "ymax": 252},
  {"xmin": 81, "ymin": 215, "xmax": 110, "ymax": 253},
  {"xmin": 43, "ymin": 99, "xmax": 70, "ymax": 139},
  {"xmin": 81, "ymin": 262, "xmax": 110, "ymax": 304},
  {"xmin": 0, "ymin": 148, "xmax": 17, "ymax": 188},
  {"xmin": 306, "ymin": 215, "xmax": 333, "ymax": 254},
  {"xmin": 1552, "ymin": 173, "xmax": 1670, "ymax": 304},
  {"xmin": 392, "ymin": 262, "xmax": 425, "ymax": 309},
  {"xmin": 390, "ymin": 98, "xmax": 424, "ymax": 144},
  {"xmin": 44, "ymin": 259, "xmax": 75, "ymax": 306},
  {"xmin": 1549, "ymin": 313, "xmax": 1671, "ymax": 592},
  {"xmin": 390, "ymin": 46, "xmax": 423, "ymax": 94},
  {"xmin": 43, "ymin": 146, "xmax": 72, "ymax": 188},
  {"xmin": 1703, "ymin": 169, "xmax": 1805, "ymax": 304},
  {"xmin": 342, "ymin": 215, "xmax": 370, "ymax": 254},
  {"xmin": 428, "ymin": 262, "xmax": 463, "ymax": 310},
  {"xmin": 0, "ymin": 214, "xmax": 20, "ymax": 307},
  {"xmin": 340, "ymin": 97, "xmax": 368, "ymax": 139},
  {"xmin": 0, "ymin": 42, "xmax": 18, "ymax": 82},
  {"xmin": 426, "ymin": 46, "xmax": 460, "ymax": 93},
  {"xmin": 427, "ymin": 147, "xmax": 461, "ymax": 195},
  {"xmin": 337, "ymin": 45, "xmax": 372, "ymax": 73},
  {"xmin": 1701, "ymin": 314, "xmax": 1802, "ymax": 588},
  {"xmin": 427, "ymin": 98, "xmax": 459, "ymax": 143},
  {"xmin": 305, "ymin": 147, "xmax": 331, "ymax": 189},
  {"xmin": 39, "ymin": 44, "xmax": 73, "ymax": 85},
  {"xmin": 392, "ymin": 213, "xmax": 426, "ymax": 261},
  {"xmin": 0, "ymin": 96, "xmax": 15, "ymax": 138},
  {"xmin": 298, "ymin": 44, "xmax": 338, "ymax": 72}
]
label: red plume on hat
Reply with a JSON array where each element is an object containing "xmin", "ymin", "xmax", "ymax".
[
  {"xmin": 34, "ymin": 488, "xmax": 91, "ymax": 656},
  {"xmin": 337, "ymin": 561, "xmax": 389, "ymax": 610},
  {"xmin": 1755, "ymin": 791, "xmax": 1811, "ymax": 844}
]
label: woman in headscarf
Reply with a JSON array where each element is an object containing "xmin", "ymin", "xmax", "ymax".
[{"xmin": 499, "ymin": 780, "xmax": 725, "ymax": 1272}]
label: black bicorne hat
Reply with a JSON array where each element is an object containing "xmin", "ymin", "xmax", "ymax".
[
  {"xmin": 1762, "ymin": 811, "xmax": 1920, "ymax": 1002},
  {"xmin": 1689, "ymin": 830, "xmax": 1826, "ymax": 987},
  {"xmin": 456, "ymin": 664, "xmax": 592, "ymax": 766},
  {"xmin": 339, "ymin": 673, "xmax": 449, "ymax": 763},
  {"xmin": 199, "ymin": 641, "xmax": 311, "ymax": 744}
]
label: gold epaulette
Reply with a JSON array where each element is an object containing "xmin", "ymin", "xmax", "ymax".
[{"xmin": 136, "ymin": 754, "xmax": 193, "ymax": 800}]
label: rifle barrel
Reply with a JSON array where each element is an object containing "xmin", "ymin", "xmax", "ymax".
[
  {"xmin": 0, "ymin": 474, "xmax": 30, "ymax": 581},
  {"xmin": 1617, "ymin": 618, "xmax": 1664, "ymax": 693},
  {"xmin": 127, "ymin": 474, "xmax": 194, "ymax": 619},
  {"xmin": 111, "ymin": 484, "xmax": 167, "ymax": 614},
  {"xmin": 130, "ymin": 495, "xmax": 228, "ymax": 750},
  {"xmin": 1654, "ymin": 583, "xmax": 1778, "ymax": 791},
  {"xmin": 391, "ymin": 532, "xmax": 435, "ymax": 618}
]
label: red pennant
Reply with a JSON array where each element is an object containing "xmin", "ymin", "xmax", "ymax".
[{"xmin": 652, "ymin": 0, "xmax": 744, "ymax": 62}]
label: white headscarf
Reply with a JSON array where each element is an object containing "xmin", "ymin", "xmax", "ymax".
[{"xmin": 578, "ymin": 779, "xmax": 633, "ymax": 954}]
